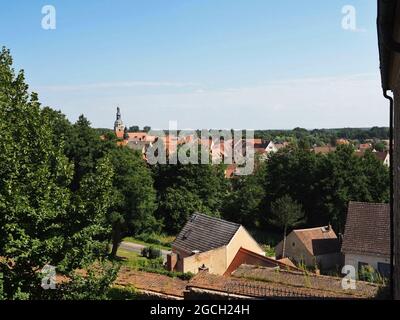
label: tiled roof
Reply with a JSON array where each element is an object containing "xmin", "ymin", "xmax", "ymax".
[
  {"xmin": 228, "ymin": 265, "xmax": 379, "ymax": 299},
  {"xmin": 115, "ymin": 268, "xmax": 187, "ymax": 298},
  {"xmin": 341, "ymin": 202, "xmax": 390, "ymax": 257},
  {"xmin": 172, "ymin": 213, "xmax": 241, "ymax": 254},
  {"xmin": 224, "ymin": 247, "xmax": 299, "ymax": 276},
  {"xmin": 293, "ymin": 226, "xmax": 340, "ymax": 256}
]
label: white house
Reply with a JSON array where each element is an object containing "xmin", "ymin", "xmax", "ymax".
[{"xmin": 341, "ymin": 202, "xmax": 390, "ymax": 279}]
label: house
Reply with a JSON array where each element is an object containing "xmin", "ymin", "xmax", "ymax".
[
  {"xmin": 254, "ymin": 141, "xmax": 277, "ymax": 155},
  {"xmin": 275, "ymin": 226, "xmax": 341, "ymax": 271},
  {"xmin": 341, "ymin": 202, "xmax": 390, "ymax": 279},
  {"xmin": 167, "ymin": 213, "xmax": 265, "ymax": 275},
  {"xmin": 336, "ymin": 139, "xmax": 350, "ymax": 146},
  {"xmin": 359, "ymin": 143, "xmax": 373, "ymax": 152},
  {"xmin": 377, "ymin": 151, "xmax": 390, "ymax": 167}
]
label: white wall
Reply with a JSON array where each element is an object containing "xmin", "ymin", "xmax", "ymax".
[{"xmin": 344, "ymin": 253, "xmax": 390, "ymax": 278}]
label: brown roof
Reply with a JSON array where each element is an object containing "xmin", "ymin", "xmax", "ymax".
[
  {"xmin": 115, "ymin": 268, "xmax": 187, "ymax": 298},
  {"xmin": 341, "ymin": 202, "xmax": 390, "ymax": 257},
  {"xmin": 230, "ymin": 265, "xmax": 379, "ymax": 299},
  {"xmin": 224, "ymin": 247, "xmax": 300, "ymax": 276},
  {"xmin": 277, "ymin": 258, "xmax": 297, "ymax": 268},
  {"xmin": 187, "ymin": 267, "xmax": 378, "ymax": 299},
  {"xmin": 293, "ymin": 226, "xmax": 340, "ymax": 256},
  {"xmin": 172, "ymin": 213, "xmax": 241, "ymax": 254}
]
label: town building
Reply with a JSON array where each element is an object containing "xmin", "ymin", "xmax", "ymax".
[
  {"xmin": 275, "ymin": 226, "xmax": 341, "ymax": 271},
  {"xmin": 167, "ymin": 213, "xmax": 266, "ymax": 275},
  {"xmin": 341, "ymin": 202, "xmax": 390, "ymax": 279}
]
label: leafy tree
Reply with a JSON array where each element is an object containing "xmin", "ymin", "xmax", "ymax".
[
  {"xmin": 128, "ymin": 125, "xmax": 140, "ymax": 132},
  {"xmin": 108, "ymin": 147, "xmax": 158, "ymax": 257},
  {"xmin": 269, "ymin": 195, "xmax": 305, "ymax": 258},
  {"xmin": 222, "ymin": 169, "xmax": 265, "ymax": 228},
  {"xmin": 374, "ymin": 141, "xmax": 386, "ymax": 152},
  {"xmin": 0, "ymin": 47, "xmax": 114, "ymax": 299},
  {"xmin": 153, "ymin": 155, "xmax": 228, "ymax": 233}
]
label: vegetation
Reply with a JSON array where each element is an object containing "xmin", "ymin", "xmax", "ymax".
[{"xmin": 269, "ymin": 195, "xmax": 305, "ymax": 258}]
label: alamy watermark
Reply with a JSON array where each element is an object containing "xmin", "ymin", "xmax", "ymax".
[
  {"xmin": 145, "ymin": 121, "xmax": 255, "ymax": 176},
  {"xmin": 41, "ymin": 264, "xmax": 56, "ymax": 290},
  {"xmin": 41, "ymin": 5, "xmax": 56, "ymax": 30}
]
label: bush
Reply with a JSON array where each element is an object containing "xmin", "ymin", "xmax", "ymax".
[
  {"xmin": 141, "ymin": 246, "xmax": 162, "ymax": 259},
  {"xmin": 359, "ymin": 265, "xmax": 387, "ymax": 285},
  {"xmin": 148, "ymin": 247, "xmax": 162, "ymax": 259},
  {"xmin": 141, "ymin": 247, "xmax": 149, "ymax": 258}
]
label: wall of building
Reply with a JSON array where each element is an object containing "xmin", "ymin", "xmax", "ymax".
[
  {"xmin": 344, "ymin": 253, "xmax": 390, "ymax": 278},
  {"xmin": 226, "ymin": 226, "xmax": 265, "ymax": 268},
  {"xmin": 275, "ymin": 232, "xmax": 312, "ymax": 266},
  {"xmin": 182, "ymin": 246, "xmax": 227, "ymax": 275},
  {"xmin": 315, "ymin": 253, "xmax": 342, "ymax": 272}
]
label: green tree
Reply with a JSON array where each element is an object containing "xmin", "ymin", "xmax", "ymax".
[
  {"xmin": 108, "ymin": 147, "xmax": 158, "ymax": 257},
  {"xmin": 269, "ymin": 195, "xmax": 305, "ymax": 258},
  {"xmin": 153, "ymin": 157, "xmax": 229, "ymax": 233},
  {"xmin": 0, "ymin": 47, "xmax": 115, "ymax": 299},
  {"xmin": 222, "ymin": 168, "xmax": 265, "ymax": 228}
]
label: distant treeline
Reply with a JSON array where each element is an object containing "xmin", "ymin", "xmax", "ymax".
[{"xmin": 255, "ymin": 127, "xmax": 389, "ymax": 146}]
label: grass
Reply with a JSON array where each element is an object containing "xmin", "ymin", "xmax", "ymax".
[
  {"xmin": 123, "ymin": 233, "xmax": 174, "ymax": 251},
  {"xmin": 116, "ymin": 248, "xmax": 149, "ymax": 269},
  {"xmin": 116, "ymin": 248, "xmax": 193, "ymax": 280}
]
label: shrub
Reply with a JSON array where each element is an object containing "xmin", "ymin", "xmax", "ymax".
[
  {"xmin": 359, "ymin": 265, "xmax": 387, "ymax": 285},
  {"xmin": 148, "ymin": 247, "xmax": 162, "ymax": 259}
]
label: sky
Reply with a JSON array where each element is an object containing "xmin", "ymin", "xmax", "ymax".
[{"xmin": 0, "ymin": 0, "xmax": 387, "ymax": 130}]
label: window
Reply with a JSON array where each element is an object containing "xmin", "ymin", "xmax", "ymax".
[
  {"xmin": 377, "ymin": 262, "xmax": 390, "ymax": 278},
  {"xmin": 292, "ymin": 242, "xmax": 296, "ymax": 247}
]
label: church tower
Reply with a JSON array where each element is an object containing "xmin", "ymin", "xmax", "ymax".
[{"xmin": 114, "ymin": 107, "xmax": 125, "ymax": 138}]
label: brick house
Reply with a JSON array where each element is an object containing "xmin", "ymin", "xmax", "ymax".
[
  {"xmin": 275, "ymin": 226, "xmax": 341, "ymax": 271},
  {"xmin": 167, "ymin": 213, "xmax": 266, "ymax": 275},
  {"xmin": 341, "ymin": 202, "xmax": 390, "ymax": 278}
]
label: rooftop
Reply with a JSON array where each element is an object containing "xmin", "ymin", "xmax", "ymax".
[
  {"xmin": 342, "ymin": 202, "xmax": 390, "ymax": 257},
  {"xmin": 292, "ymin": 226, "xmax": 340, "ymax": 256},
  {"xmin": 172, "ymin": 213, "xmax": 241, "ymax": 254}
]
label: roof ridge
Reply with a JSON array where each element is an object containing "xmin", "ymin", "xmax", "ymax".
[
  {"xmin": 293, "ymin": 226, "xmax": 331, "ymax": 232},
  {"xmin": 348, "ymin": 201, "xmax": 389, "ymax": 207},
  {"xmin": 192, "ymin": 212, "xmax": 241, "ymax": 228}
]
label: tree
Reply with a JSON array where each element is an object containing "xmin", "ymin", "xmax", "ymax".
[
  {"xmin": 128, "ymin": 125, "xmax": 140, "ymax": 132},
  {"xmin": 222, "ymin": 168, "xmax": 265, "ymax": 228},
  {"xmin": 108, "ymin": 147, "xmax": 158, "ymax": 257},
  {"xmin": 153, "ymin": 155, "xmax": 229, "ymax": 233},
  {"xmin": 0, "ymin": 47, "xmax": 115, "ymax": 299},
  {"xmin": 269, "ymin": 195, "xmax": 305, "ymax": 258}
]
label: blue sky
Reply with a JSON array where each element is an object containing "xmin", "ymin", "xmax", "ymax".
[{"xmin": 0, "ymin": 0, "xmax": 386, "ymax": 129}]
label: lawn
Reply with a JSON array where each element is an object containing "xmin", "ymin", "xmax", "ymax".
[
  {"xmin": 116, "ymin": 248, "xmax": 193, "ymax": 280},
  {"xmin": 123, "ymin": 233, "xmax": 175, "ymax": 251}
]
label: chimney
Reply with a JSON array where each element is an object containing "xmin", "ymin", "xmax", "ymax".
[{"xmin": 198, "ymin": 264, "xmax": 209, "ymax": 273}]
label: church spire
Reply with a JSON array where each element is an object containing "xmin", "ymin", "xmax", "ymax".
[{"xmin": 114, "ymin": 107, "xmax": 125, "ymax": 137}]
